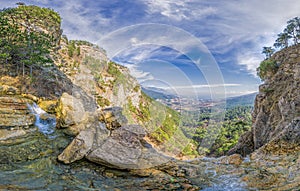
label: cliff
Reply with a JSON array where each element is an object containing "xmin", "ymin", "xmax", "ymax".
[{"xmin": 229, "ymin": 45, "xmax": 300, "ymax": 156}]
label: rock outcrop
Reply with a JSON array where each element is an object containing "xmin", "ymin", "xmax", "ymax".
[
  {"xmin": 0, "ymin": 85, "xmax": 37, "ymax": 143},
  {"xmin": 229, "ymin": 45, "xmax": 300, "ymax": 156},
  {"xmin": 58, "ymin": 109, "xmax": 170, "ymax": 169}
]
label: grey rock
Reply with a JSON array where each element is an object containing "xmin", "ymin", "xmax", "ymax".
[
  {"xmin": 98, "ymin": 107, "xmax": 128, "ymax": 131},
  {"xmin": 58, "ymin": 123, "xmax": 170, "ymax": 169}
]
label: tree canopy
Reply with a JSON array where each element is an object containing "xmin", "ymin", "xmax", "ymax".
[
  {"xmin": 259, "ymin": 16, "xmax": 300, "ymax": 80},
  {"xmin": 0, "ymin": 5, "xmax": 61, "ymax": 76}
]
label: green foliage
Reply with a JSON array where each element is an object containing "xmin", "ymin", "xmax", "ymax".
[
  {"xmin": 262, "ymin": 46, "xmax": 275, "ymax": 59},
  {"xmin": 76, "ymin": 46, "xmax": 80, "ymax": 56},
  {"xmin": 124, "ymin": 91, "xmax": 181, "ymax": 145},
  {"xmin": 67, "ymin": 41, "xmax": 76, "ymax": 57},
  {"xmin": 268, "ymin": 17, "xmax": 300, "ymax": 52},
  {"xmin": 260, "ymin": 17, "xmax": 300, "ymax": 75},
  {"xmin": 183, "ymin": 106, "xmax": 252, "ymax": 156},
  {"xmin": 284, "ymin": 17, "xmax": 300, "ymax": 45},
  {"xmin": 107, "ymin": 61, "xmax": 121, "ymax": 76},
  {"xmin": 0, "ymin": 5, "xmax": 59, "ymax": 75},
  {"xmin": 4, "ymin": 5, "xmax": 61, "ymax": 26},
  {"xmin": 133, "ymin": 85, "xmax": 140, "ymax": 92},
  {"xmin": 182, "ymin": 143, "xmax": 198, "ymax": 156},
  {"xmin": 257, "ymin": 59, "xmax": 278, "ymax": 80},
  {"xmin": 83, "ymin": 56, "xmax": 106, "ymax": 73},
  {"xmin": 274, "ymin": 32, "xmax": 290, "ymax": 49},
  {"xmin": 72, "ymin": 40, "xmax": 94, "ymax": 47},
  {"xmin": 97, "ymin": 96, "xmax": 110, "ymax": 107}
]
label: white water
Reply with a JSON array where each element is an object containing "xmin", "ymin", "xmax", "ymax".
[
  {"xmin": 27, "ymin": 103, "xmax": 57, "ymax": 138},
  {"xmin": 199, "ymin": 157, "xmax": 248, "ymax": 191},
  {"xmin": 201, "ymin": 175, "xmax": 247, "ymax": 191}
]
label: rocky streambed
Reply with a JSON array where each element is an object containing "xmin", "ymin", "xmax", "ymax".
[
  {"xmin": 2, "ymin": 122, "xmax": 298, "ymax": 191},
  {"xmin": 0, "ymin": 86, "xmax": 299, "ymax": 190}
]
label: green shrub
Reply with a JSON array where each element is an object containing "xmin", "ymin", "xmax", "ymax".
[
  {"xmin": 257, "ymin": 59, "xmax": 278, "ymax": 80},
  {"xmin": 96, "ymin": 96, "xmax": 110, "ymax": 107},
  {"xmin": 67, "ymin": 41, "xmax": 76, "ymax": 57}
]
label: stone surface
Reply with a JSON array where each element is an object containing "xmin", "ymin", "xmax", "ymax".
[
  {"xmin": 38, "ymin": 100, "xmax": 57, "ymax": 114},
  {"xmin": 98, "ymin": 107, "xmax": 128, "ymax": 131},
  {"xmin": 56, "ymin": 92, "xmax": 85, "ymax": 128},
  {"xmin": 0, "ymin": 127, "xmax": 37, "ymax": 143},
  {"xmin": 59, "ymin": 123, "xmax": 170, "ymax": 169},
  {"xmin": 217, "ymin": 154, "xmax": 243, "ymax": 165},
  {"xmin": 56, "ymin": 92, "xmax": 98, "ymax": 135},
  {"xmin": 0, "ymin": 95, "xmax": 35, "ymax": 128},
  {"xmin": 0, "ymin": 85, "xmax": 20, "ymax": 95},
  {"xmin": 0, "ymin": 86, "xmax": 38, "ymax": 143}
]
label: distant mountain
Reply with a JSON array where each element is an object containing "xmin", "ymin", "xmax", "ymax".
[
  {"xmin": 142, "ymin": 86, "xmax": 177, "ymax": 100},
  {"xmin": 225, "ymin": 92, "xmax": 257, "ymax": 108}
]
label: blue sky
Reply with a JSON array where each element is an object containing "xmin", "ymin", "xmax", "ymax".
[{"xmin": 1, "ymin": 0, "xmax": 300, "ymax": 98}]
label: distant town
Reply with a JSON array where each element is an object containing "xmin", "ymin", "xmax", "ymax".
[{"xmin": 155, "ymin": 97, "xmax": 218, "ymax": 112}]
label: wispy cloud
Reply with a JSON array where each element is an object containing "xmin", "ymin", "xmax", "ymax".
[
  {"xmin": 124, "ymin": 63, "xmax": 155, "ymax": 83},
  {"xmin": 237, "ymin": 53, "xmax": 264, "ymax": 76},
  {"xmin": 153, "ymin": 83, "xmax": 241, "ymax": 89},
  {"xmin": 145, "ymin": 0, "xmax": 217, "ymax": 21},
  {"xmin": 143, "ymin": 0, "xmax": 300, "ymax": 75}
]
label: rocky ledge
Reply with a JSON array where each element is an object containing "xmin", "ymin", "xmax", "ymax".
[{"xmin": 0, "ymin": 85, "xmax": 36, "ymax": 143}]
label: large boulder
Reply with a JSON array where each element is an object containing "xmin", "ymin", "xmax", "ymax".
[
  {"xmin": 56, "ymin": 92, "xmax": 98, "ymax": 135},
  {"xmin": 58, "ymin": 123, "xmax": 170, "ymax": 169},
  {"xmin": 56, "ymin": 92, "xmax": 85, "ymax": 128}
]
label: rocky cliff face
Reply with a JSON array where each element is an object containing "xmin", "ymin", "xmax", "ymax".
[
  {"xmin": 229, "ymin": 45, "xmax": 300, "ymax": 156},
  {"xmin": 52, "ymin": 36, "xmax": 183, "ymax": 154}
]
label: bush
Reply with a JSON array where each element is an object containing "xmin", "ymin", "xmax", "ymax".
[{"xmin": 257, "ymin": 59, "xmax": 278, "ymax": 80}]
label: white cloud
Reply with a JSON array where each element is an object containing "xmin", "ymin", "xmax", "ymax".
[
  {"xmin": 125, "ymin": 64, "xmax": 154, "ymax": 83},
  {"xmin": 145, "ymin": 0, "xmax": 217, "ymax": 21},
  {"xmin": 225, "ymin": 90, "xmax": 258, "ymax": 97},
  {"xmin": 143, "ymin": 0, "xmax": 300, "ymax": 75},
  {"xmin": 55, "ymin": 1, "xmax": 110, "ymax": 41},
  {"xmin": 237, "ymin": 53, "xmax": 264, "ymax": 76},
  {"xmin": 160, "ymin": 83, "xmax": 241, "ymax": 90},
  {"xmin": 203, "ymin": 0, "xmax": 300, "ymax": 74}
]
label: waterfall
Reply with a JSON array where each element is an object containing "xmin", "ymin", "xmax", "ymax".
[{"xmin": 27, "ymin": 103, "xmax": 57, "ymax": 138}]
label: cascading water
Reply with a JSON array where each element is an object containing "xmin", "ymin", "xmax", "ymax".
[{"xmin": 27, "ymin": 103, "xmax": 57, "ymax": 138}]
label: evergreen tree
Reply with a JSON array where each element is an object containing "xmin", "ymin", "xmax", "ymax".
[
  {"xmin": 0, "ymin": 5, "xmax": 57, "ymax": 76},
  {"xmin": 262, "ymin": 46, "xmax": 275, "ymax": 59},
  {"xmin": 273, "ymin": 32, "xmax": 290, "ymax": 49},
  {"xmin": 284, "ymin": 17, "xmax": 300, "ymax": 45}
]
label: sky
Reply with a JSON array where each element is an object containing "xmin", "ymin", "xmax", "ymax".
[{"xmin": 1, "ymin": 0, "xmax": 300, "ymax": 98}]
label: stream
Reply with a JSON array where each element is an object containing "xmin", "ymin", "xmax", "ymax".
[{"xmin": 0, "ymin": 104, "xmax": 249, "ymax": 190}]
